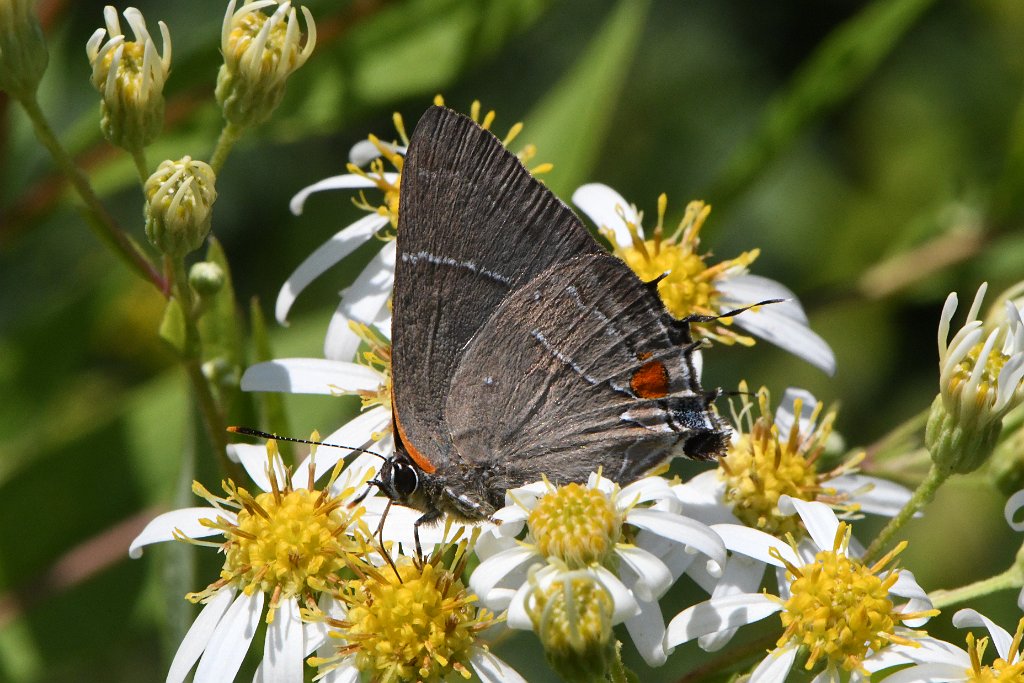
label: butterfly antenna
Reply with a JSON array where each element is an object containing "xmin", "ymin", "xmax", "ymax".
[
  {"xmin": 227, "ymin": 426, "xmax": 388, "ymax": 461},
  {"xmin": 682, "ymin": 298, "xmax": 786, "ymax": 324}
]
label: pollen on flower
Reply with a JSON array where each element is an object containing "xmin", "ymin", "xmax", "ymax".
[
  {"xmin": 313, "ymin": 536, "xmax": 494, "ymax": 683},
  {"xmin": 963, "ymin": 618, "xmax": 1024, "ymax": 681},
  {"xmin": 719, "ymin": 387, "xmax": 835, "ymax": 537},
  {"xmin": 344, "ymin": 321, "xmax": 393, "ymax": 415},
  {"xmin": 774, "ymin": 523, "xmax": 936, "ymax": 674},
  {"xmin": 603, "ymin": 196, "xmax": 759, "ymax": 344},
  {"xmin": 185, "ymin": 439, "xmax": 371, "ymax": 614},
  {"xmin": 527, "ymin": 482, "xmax": 621, "ymax": 567}
]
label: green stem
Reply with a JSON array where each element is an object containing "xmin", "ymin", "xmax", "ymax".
[
  {"xmin": 168, "ymin": 256, "xmax": 241, "ymax": 481},
  {"xmin": 130, "ymin": 146, "xmax": 149, "ymax": 185},
  {"xmin": 929, "ymin": 566, "xmax": 1023, "ymax": 610},
  {"xmin": 864, "ymin": 463, "xmax": 949, "ymax": 563},
  {"xmin": 15, "ymin": 91, "xmax": 167, "ymax": 293},
  {"xmin": 210, "ymin": 121, "xmax": 244, "ymax": 173}
]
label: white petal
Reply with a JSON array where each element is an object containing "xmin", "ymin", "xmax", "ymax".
[
  {"xmin": 826, "ymin": 474, "xmax": 912, "ymax": 516},
  {"xmin": 592, "ymin": 566, "xmax": 641, "ymax": 622},
  {"xmin": 626, "ymin": 509, "xmax": 727, "ymax": 576},
  {"xmin": 166, "ymin": 588, "xmax": 236, "ymax": 683},
  {"xmin": 469, "ymin": 648, "xmax": 527, "ymax": 683},
  {"xmin": 867, "ymin": 637, "xmax": 967, "ymax": 670},
  {"xmin": 262, "ymin": 598, "xmax": 303, "ymax": 683},
  {"xmin": 774, "ymin": 387, "xmax": 817, "ymax": 440},
  {"xmin": 229, "ymin": 443, "xmax": 284, "ymax": 493},
  {"xmin": 877, "ymin": 664, "xmax": 969, "ymax": 683},
  {"xmin": 571, "ymin": 183, "xmax": 638, "ymax": 248},
  {"xmin": 716, "ymin": 275, "xmax": 807, "ymax": 322},
  {"xmin": 288, "ymin": 174, "xmax": 396, "ymax": 215},
  {"xmin": 320, "ymin": 662, "xmax": 360, "ymax": 683},
  {"xmin": 129, "ymin": 507, "xmax": 232, "ymax": 558},
  {"xmin": 505, "ymin": 577, "xmax": 538, "ymax": 630},
  {"xmin": 718, "ymin": 276, "xmax": 835, "ymax": 375},
  {"xmin": 617, "ymin": 476, "xmax": 676, "ymax": 509},
  {"xmin": 241, "ymin": 359, "xmax": 381, "ymax": 394},
  {"xmin": 779, "ymin": 496, "xmax": 840, "ymax": 553},
  {"xmin": 953, "ymin": 608, "xmax": 1014, "ymax": 661},
  {"xmin": 348, "ymin": 140, "xmax": 406, "ymax": 167},
  {"xmin": 664, "ymin": 593, "xmax": 780, "ymax": 648},
  {"xmin": 194, "ymin": 591, "xmax": 265, "ymax": 683},
  {"xmin": 311, "ymin": 407, "xmax": 391, "ymax": 480},
  {"xmin": 303, "ymin": 594, "xmax": 344, "ymax": 656},
  {"xmin": 335, "ymin": 240, "xmax": 396, "ymax": 327},
  {"xmin": 1005, "ymin": 489, "xmax": 1024, "ymax": 531},
  {"xmin": 810, "ymin": 666, "xmax": 843, "ymax": 683},
  {"xmin": 470, "ymin": 546, "xmax": 542, "ymax": 609},
  {"xmin": 710, "ymin": 524, "xmax": 800, "ymax": 567},
  {"xmin": 673, "ymin": 473, "xmax": 740, "ymax": 526},
  {"xmin": 888, "ymin": 569, "xmax": 933, "ymax": 627},
  {"xmin": 616, "ymin": 545, "xmax": 672, "ymax": 602},
  {"xmin": 624, "ymin": 599, "xmax": 669, "ymax": 667},
  {"xmin": 697, "ymin": 555, "xmax": 766, "ymax": 651},
  {"xmin": 275, "ymin": 213, "xmax": 389, "ymax": 325},
  {"xmin": 750, "ymin": 644, "xmax": 799, "ymax": 683}
]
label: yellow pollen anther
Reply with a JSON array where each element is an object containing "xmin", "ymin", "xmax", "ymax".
[{"xmin": 528, "ymin": 483, "xmax": 621, "ymax": 567}]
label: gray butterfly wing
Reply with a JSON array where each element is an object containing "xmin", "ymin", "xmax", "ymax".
[
  {"xmin": 393, "ymin": 106, "xmax": 602, "ymax": 468},
  {"xmin": 445, "ymin": 252, "xmax": 728, "ymax": 486}
]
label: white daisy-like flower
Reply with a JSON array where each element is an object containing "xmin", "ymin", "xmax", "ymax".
[
  {"xmin": 470, "ymin": 472, "xmax": 727, "ymax": 666},
  {"xmin": 308, "ymin": 531, "xmax": 527, "ymax": 683},
  {"xmin": 674, "ymin": 386, "xmax": 912, "ymax": 609},
  {"xmin": 871, "ymin": 608, "xmax": 1024, "ymax": 682},
  {"xmin": 277, "ymin": 99, "xmax": 544, "ymax": 361},
  {"xmin": 666, "ymin": 496, "xmax": 938, "ymax": 682},
  {"xmin": 572, "ymin": 183, "xmax": 836, "ymax": 374},
  {"xmin": 129, "ymin": 438, "xmax": 377, "ymax": 683}
]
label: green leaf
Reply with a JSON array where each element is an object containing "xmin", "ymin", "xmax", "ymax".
[
  {"xmin": 159, "ymin": 298, "xmax": 188, "ymax": 355},
  {"xmin": 523, "ymin": 0, "xmax": 651, "ymax": 197},
  {"xmin": 709, "ymin": 0, "xmax": 937, "ymax": 203}
]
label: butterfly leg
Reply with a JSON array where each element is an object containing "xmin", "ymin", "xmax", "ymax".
[{"xmin": 413, "ymin": 509, "xmax": 444, "ymax": 561}]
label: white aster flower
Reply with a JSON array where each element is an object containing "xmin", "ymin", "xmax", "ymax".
[
  {"xmin": 666, "ymin": 496, "xmax": 937, "ymax": 682},
  {"xmin": 278, "ymin": 99, "xmax": 543, "ymax": 361},
  {"xmin": 129, "ymin": 438, "xmax": 376, "ymax": 683},
  {"xmin": 470, "ymin": 472, "xmax": 727, "ymax": 666},
  {"xmin": 1006, "ymin": 488, "xmax": 1024, "ymax": 610},
  {"xmin": 308, "ymin": 531, "xmax": 526, "ymax": 683},
  {"xmin": 572, "ymin": 183, "xmax": 835, "ymax": 374},
  {"xmin": 873, "ymin": 608, "xmax": 1024, "ymax": 682}
]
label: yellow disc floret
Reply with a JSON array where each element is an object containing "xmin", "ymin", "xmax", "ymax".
[
  {"xmin": 528, "ymin": 482, "xmax": 621, "ymax": 567},
  {"xmin": 963, "ymin": 618, "xmax": 1024, "ymax": 682},
  {"xmin": 775, "ymin": 524, "xmax": 936, "ymax": 674},
  {"xmin": 719, "ymin": 388, "xmax": 833, "ymax": 537},
  {"xmin": 313, "ymin": 536, "xmax": 494, "ymax": 682}
]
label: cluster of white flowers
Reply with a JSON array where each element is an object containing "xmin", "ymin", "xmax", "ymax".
[{"xmin": 132, "ymin": 104, "xmax": 1024, "ymax": 683}]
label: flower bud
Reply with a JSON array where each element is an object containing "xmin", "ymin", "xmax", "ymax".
[
  {"xmin": 526, "ymin": 568, "xmax": 616, "ymax": 683},
  {"xmin": 0, "ymin": 0, "xmax": 49, "ymax": 98},
  {"xmin": 928, "ymin": 284, "xmax": 1024, "ymax": 475},
  {"xmin": 85, "ymin": 6, "xmax": 171, "ymax": 151},
  {"xmin": 216, "ymin": 0, "xmax": 315, "ymax": 129},
  {"xmin": 189, "ymin": 261, "xmax": 225, "ymax": 297},
  {"xmin": 144, "ymin": 157, "xmax": 217, "ymax": 258}
]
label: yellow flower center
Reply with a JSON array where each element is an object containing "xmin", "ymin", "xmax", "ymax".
[
  {"xmin": 528, "ymin": 572, "xmax": 614, "ymax": 656},
  {"xmin": 719, "ymin": 391, "xmax": 831, "ymax": 537},
  {"xmin": 964, "ymin": 619, "xmax": 1024, "ymax": 682},
  {"xmin": 528, "ymin": 483, "xmax": 621, "ymax": 567},
  {"xmin": 98, "ymin": 41, "xmax": 148, "ymax": 101},
  {"xmin": 228, "ymin": 11, "xmax": 302, "ymax": 79},
  {"xmin": 606, "ymin": 198, "xmax": 759, "ymax": 345},
  {"xmin": 337, "ymin": 557, "xmax": 493, "ymax": 682},
  {"xmin": 776, "ymin": 524, "xmax": 934, "ymax": 674},
  {"xmin": 224, "ymin": 487, "xmax": 361, "ymax": 597},
  {"xmin": 949, "ymin": 341, "xmax": 1012, "ymax": 413}
]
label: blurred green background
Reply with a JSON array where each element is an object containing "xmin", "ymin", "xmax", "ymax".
[{"xmin": 2, "ymin": 0, "xmax": 1023, "ymax": 680}]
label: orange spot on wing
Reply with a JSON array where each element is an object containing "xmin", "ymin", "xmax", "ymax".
[
  {"xmin": 392, "ymin": 409, "xmax": 437, "ymax": 474},
  {"xmin": 631, "ymin": 360, "xmax": 669, "ymax": 398}
]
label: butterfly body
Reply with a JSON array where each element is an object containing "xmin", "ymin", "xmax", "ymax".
[{"xmin": 379, "ymin": 106, "xmax": 729, "ymax": 531}]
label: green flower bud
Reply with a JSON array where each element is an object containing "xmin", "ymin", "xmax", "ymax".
[
  {"xmin": 0, "ymin": 0, "xmax": 49, "ymax": 98},
  {"xmin": 928, "ymin": 284, "xmax": 1024, "ymax": 475},
  {"xmin": 85, "ymin": 6, "xmax": 171, "ymax": 151},
  {"xmin": 216, "ymin": 0, "xmax": 315, "ymax": 129},
  {"xmin": 188, "ymin": 261, "xmax": 225, "ymax": 297},
  {"xmin": 144, "ymin": 157, "xmax": 217, "ymax": 258},
  {"xmin": 526, "ymin": 568, "xmax": 616, "ymax": 683}
]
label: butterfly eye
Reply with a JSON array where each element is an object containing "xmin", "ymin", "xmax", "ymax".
[{"xmin": 392, "ymin": 460, "xmax": 419, "ymax": 498}]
